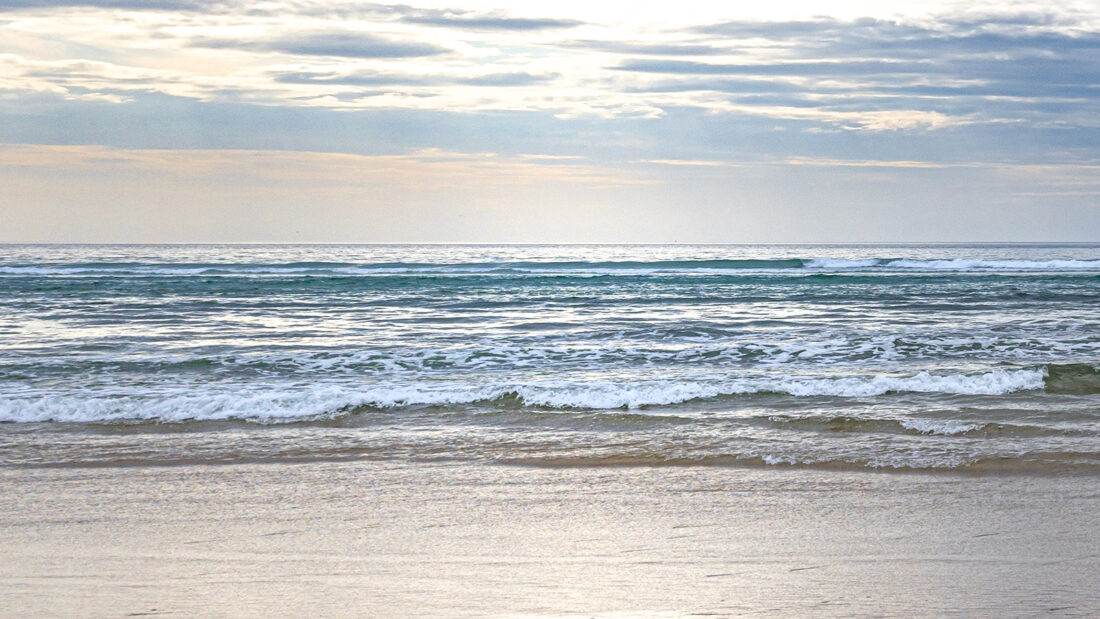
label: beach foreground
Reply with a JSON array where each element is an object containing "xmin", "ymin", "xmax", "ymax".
[{"xmin": 2, "ymin": 461, "xmax": 1097, "ymax": 617}]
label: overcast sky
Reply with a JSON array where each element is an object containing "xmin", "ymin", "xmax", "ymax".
[{"xmin": 2, "ymin": 0, "xmax": 1099, "ymax": 242}]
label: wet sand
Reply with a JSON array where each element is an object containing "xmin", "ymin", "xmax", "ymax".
[{"xmin": 1, "ymin": 461, "xmax": 1097, "ymax": 617}]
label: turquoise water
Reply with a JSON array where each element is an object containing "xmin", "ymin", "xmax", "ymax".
[{"xmin": 1, "ymin": 244, "xmax": 1098, "ymax": 471}]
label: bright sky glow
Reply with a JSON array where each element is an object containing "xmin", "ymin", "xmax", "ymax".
[{"xmin": 1, "ymin": 0, "xmax": 1098, "ymax": 241}]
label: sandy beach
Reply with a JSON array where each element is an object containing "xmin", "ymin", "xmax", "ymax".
[{"xmin": 2, "ymin": 461, "xmax": 1097, "ymax": 617}]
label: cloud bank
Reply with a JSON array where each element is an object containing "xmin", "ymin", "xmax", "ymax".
[{"xmin": 1, "ymin": 1, "xmax": 1098, "ymax": 240}]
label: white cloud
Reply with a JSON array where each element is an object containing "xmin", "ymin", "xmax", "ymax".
[{"xmin": 2, "ymin": 1, "xmax": 1097, "ymax": 129}]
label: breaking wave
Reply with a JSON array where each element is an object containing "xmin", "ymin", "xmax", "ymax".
[{"xmin": 0, "ymin": 368, "xmax": 1049, "ymax": 423}]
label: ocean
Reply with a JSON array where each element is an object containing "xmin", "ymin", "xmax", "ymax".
[{"xmin": 1, "ymin": 243, "xmax": 1098, "ymax": 473}]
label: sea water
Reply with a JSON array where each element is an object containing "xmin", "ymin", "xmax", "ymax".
[{"xmin": 1, "ymin": 244, "xmax": 1097, "ymax": 471}]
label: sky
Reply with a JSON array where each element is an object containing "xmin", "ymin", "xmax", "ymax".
[{"xmin": 1, "ymin": 0, "xmax": 1099, "ymax": 242}]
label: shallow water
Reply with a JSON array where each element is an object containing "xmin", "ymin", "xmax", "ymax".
[{"xmin": 1, "ymin": 243, "xmax": 1097, "ymax": 472}]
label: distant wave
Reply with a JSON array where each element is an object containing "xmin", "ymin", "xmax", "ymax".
[
  {"xmin": 1, "ymin": 257, "xmax": 1099, "ymax": 277},
  {"xmin": 0, "ymin": 368, "xmax": 1049, "ymax": 423}
]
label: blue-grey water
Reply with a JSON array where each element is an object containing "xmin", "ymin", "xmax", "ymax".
[{"xmin": 1, "ymin": 244, "xmax": 1098, "ymax": 472}]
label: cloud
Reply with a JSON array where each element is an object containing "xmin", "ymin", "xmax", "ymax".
[
  {"xmin": 273, "ymin": 70, "xmax": 557, "ymax": 88},
  {"xmin": 614, "ymin": 59, "xmax": 935, "ymax": 77},
  {"xmin": 646, "ymin": 158, "xmax": 734, "ymax": 167},
  {"xmin": 3, "ymin": 5, "xmax": 1100, "ymax": 134},
  {"xmin": 0, "ymin": 0, "xmax": 221, "ymax": 10},
  {"xmin": 691, "ymin": 16, "xmax": 1100, "ymax": 65},
  {"xmin": 645, "ymin": 156, "xmax": 976, "ymax": 169},
  {"xmin": 624, "ymin": 79, "xmax": 806, "ymax": 95},
  {"xmin": 565, "ymin": 40, "xmax": 729, "ymax": 56},
  {"xmin": 694, "ymin": 17, "xmax": 920, "ymax": 39},
  {"xmin": 193, "ymin": 32, "xmax": 448, "ymax": 59},
  {"xmin": 400, "ymin": 12, "xmax": 582, "ymax": 31},
  {"xmin": 716, "ymin": 105, "xmax": 964, "ymax": 131},
  {"xmin": 597, "ymin": 14, "xmax": 1100, "ymax": 129},
  {"xmin": 271, "ymin": 71, "xmax": 440, "ymax": 87},
  {"xmin": 459, "ymin": 72, "xmax": 557, "ymax": 87},
  {"xmin": 4, "ymin": 5, "xmax": 1100, "ymax": 241}
]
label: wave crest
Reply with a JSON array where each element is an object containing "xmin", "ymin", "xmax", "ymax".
[
  {"xmin": 0, "ymin": 368, "xmax": 1047, "ymax": 423},
  {"xmin": 1044, "ymin": 363, "xmax": 1100, "ymax": 394}
]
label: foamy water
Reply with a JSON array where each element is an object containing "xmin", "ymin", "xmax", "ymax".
[{"xmin": 1, "ymin": 243, "xmax": 1097, "ymax": 471}]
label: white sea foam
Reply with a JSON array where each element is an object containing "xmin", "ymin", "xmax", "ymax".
[
  {"xmin": 512, "ymin": 368, "xmax": 1042, "ymax": 408},
  {"xmin": 804, "ymin": 258, "xmax": 882, "ymax": 269},
  {"xmin": 0, "ymin": 383, "xmax": 507, "ymax": 424},
  {"xmin": 883, "ymin": 259, "xmax": 1100, "ymax": 271},
  {"xmin": 900, "ymin": 419, "xmax": 986, "ymax": 435},
  {"xmin": 765, "ymin": 369, "xmax": 1045, "ymax": 398},
  {"xmin": 0, "ymin": 369, "xmax": 1047, "ymax": 423},
  {"xmin": 804, "ymin": 258, "xmax": 1100, "ymax": 271}
]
